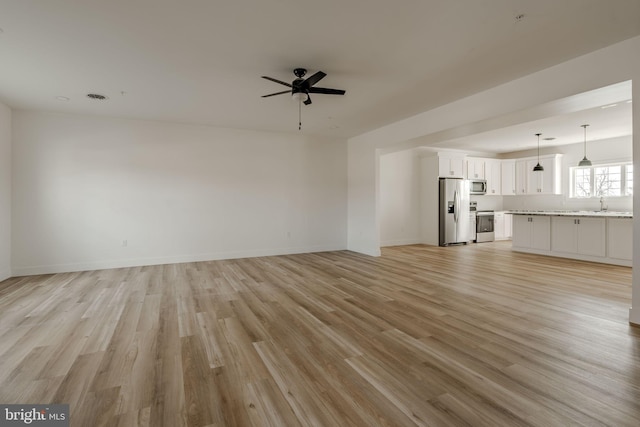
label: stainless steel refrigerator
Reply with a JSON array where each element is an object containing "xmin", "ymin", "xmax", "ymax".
[{"xmin": 439, "ymin": 178, "xmax": 471, "ymax": 246}]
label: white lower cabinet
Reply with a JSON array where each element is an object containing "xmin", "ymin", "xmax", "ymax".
[
  {"xmin": 494, "ymin": 211, "xmax": 512, "ymax": 240},
  {"xmin": 504, "ymin": 213, "xmax": 512, "ymax": 240},
  {"xmin": 513, "ymin": 214, "xmax": 630, "ymax": 266},
  {"xmin": 495, "ymin": 212, "xmax": 504, "ymax": 240},
  {"xmin": 608, "ymin": 218, "xmax": 633, "ymax": 261},
  {"xmin": 512, "ymin": 215, "xmax": 550, "ymax": 250},
  {"xmin": 512, "ymin": 215, "xmax": 530, "ymax": 248},
  {"xmin": 578, "ymin": 218, "xmax": 606, "ymax": 257},
  {"xmin": 551, "ymin": 217, "xmax": 605, "ymax": 257}
]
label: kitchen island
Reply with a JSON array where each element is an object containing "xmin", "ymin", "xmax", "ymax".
[{"xmin": 508, "ymin": 210, "xmax": 632, "ymax": 266}]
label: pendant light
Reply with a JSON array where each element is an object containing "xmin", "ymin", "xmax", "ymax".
[
  {"xmin": 533, "ymin": 133, "xmax": 544, "ymax": 171},
  {"xmin": 578, "ymin": 124, "xmax": 592, "ymax": 166}
]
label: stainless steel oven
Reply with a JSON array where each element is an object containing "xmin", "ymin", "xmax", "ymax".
[{"xmin": 476, "ymin": 210, "xmax": 495, "ymax": 243}]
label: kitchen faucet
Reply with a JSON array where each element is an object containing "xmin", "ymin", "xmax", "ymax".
[{"xmin": 600, "ymin": 197, "xmax": 608, "ymax": 211}]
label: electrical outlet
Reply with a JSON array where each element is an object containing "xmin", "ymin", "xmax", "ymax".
[{"xmin": 122, "ymin": 240, "xmax": 128, "ymax": 247}]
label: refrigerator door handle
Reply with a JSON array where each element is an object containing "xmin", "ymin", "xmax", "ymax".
[{"xmin": 453, "ymin": 190, "xmax": 459, "ymax": 223}]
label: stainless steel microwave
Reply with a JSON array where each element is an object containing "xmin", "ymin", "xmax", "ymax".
[{"xmin": 469, "ymin": 179, "xmax": 487, "ymax": 195}]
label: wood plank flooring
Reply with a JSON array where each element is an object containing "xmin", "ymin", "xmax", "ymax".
[{"xmin": 1, "ymin": 241, "xmax": 640, "ymax": 426}]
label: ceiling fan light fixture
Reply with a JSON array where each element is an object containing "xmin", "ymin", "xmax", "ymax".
[{"xmin": 292, "ymin": 91, "xmax": 308, "ymax": 102}]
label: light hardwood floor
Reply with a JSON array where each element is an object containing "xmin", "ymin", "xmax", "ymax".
[{"xmin": 1, "ymin": 241, "xmax": 639, "ymax": 426}]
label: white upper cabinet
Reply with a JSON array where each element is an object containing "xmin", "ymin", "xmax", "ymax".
[
  {"xmin": 447, "ymin": 154, "xmax": 562, "ymax": 196},
  {"xmin": 525, "ymin": 154, "xmax": 562, "ymax": 195},
  {"xmin": 467, "ymin": 158, "xmax": 485, "ymax": 179},
  {"xmin": 501, "ymin": 160, "xmax": 516, "ymax": 196},
  {"xmin": 515, "ymin": 160, "xmax": 529, "ymax": 195},
  {"xmin": 501, "ymin": 154, "xmax": 562, "ymax": 196},
  {"xmin": 438, "ymin": 153, "xmax": 466, "ymax": 178},
  {"xmin": 485, "ymin": 159, "xmax": 501, "ymax": 195}
]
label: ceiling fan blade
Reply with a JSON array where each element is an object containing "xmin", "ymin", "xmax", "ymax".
[
  {"xmin": 303, "ymin": 71, "xmax": 326, "ymax": 87},
  {"xmin": 304, "ymin": 96, "xmax": 312, "ymax": 105},
  {"xmin": 261, "ymin": 76, "xmax": 292, "ymax": 87},
  {"xmin": 261, "ymin": 90, "xmax": 291, "ymax": 98},
  {"xmin": 308, "ymin": 87, "xmax": 345, "ymax": 95}
]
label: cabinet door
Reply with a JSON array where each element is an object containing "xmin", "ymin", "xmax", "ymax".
[
  {"xmin": 504, "ymin": 213, "xmax": 512, "ymax": 239},
  {"xmin": 608, "ymin": 218, "xmax": 633, "ymax": 261},
  {"xmin": 543, "ymin": 155, "xmax": 562, "ymax": 194},
  {"xmin": 439, "ymin": 155, "xmax": 465, "ymax": 178},
  {"xmin": 551, "ymin": 217, "xmax": 577, "ymax": 253},
  {"xmin": 512, "ymin": 216, "xmax": 531, "ymax": 248},
  {"xmin": 515, "ymin": 160, "xmax": 528, "ymax": 195},
  {"xmin": 468, "ymin": 158, "xmax": 485, "ymax": 179},
  {"xmin": 438, "ymin": 157, "xmax": 453, "ymax": 177},
  {"xmin": 526, "ymin": 159, "xmax": 544, "ymax": 194},
  {"xmin": 451, "ymin": 156, "xmax": 466, "ymax": 178},
  {"xmin": 539, "ymin": 156, "xmax": 558, "ymax": 194},
  {"xmin": 501, "ymin": 161, "xmax": 516, "ymax": 195},
  {"xmin": 577, "ymin": 218, "xmax": 606, "ymax": 257},
  {"xmin": 494, "ymin": 212, "xmax": 505, "ymax": 240},
  {"xmin": 526, "ymin": 156, "xmax": 561, "ymax": 195},
  {"xmin": 531, "ymin": 216, "xmax": 551, "ymax": 251},
  {"xmin": 486, "ymin": 160, "xmax": 501, "ymax": 195}
]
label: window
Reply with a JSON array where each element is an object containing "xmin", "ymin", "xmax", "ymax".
[
  {"xmin": 626, "ymin": 164, "xmax": 633, "ymax": 196},
  {"xmin": 573, "ymin": 167, "xmax": 591, "ymax": 197},
  {"xmin": 594, "ymin": 165, "xmax": 621, "ymax": 196},
  {"xmin": 571, "ymin": 162, "xmax": 632, "ymax": 198}
]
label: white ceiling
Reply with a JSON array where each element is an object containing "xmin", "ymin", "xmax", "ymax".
[
  {"xmin": 425, "ymin": 81, "xmax": 633, "ymax": 154},
  {"xmin": 0, "ymin": 0, "xmax": 638, "ymax": 147}
]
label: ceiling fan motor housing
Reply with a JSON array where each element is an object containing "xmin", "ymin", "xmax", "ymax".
[{"xmin": 292, "ymin": 78, "xmax": 306, "ymax": 94}]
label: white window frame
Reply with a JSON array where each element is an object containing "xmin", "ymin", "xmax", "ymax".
[{"xmin": 570, "ymin": 161, "xmax": 633, "ymax": 198}]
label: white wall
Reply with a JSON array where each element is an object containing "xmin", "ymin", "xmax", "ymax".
[
  {"xmin": 11, "ymin": 111, "xmax": 347, "ymax": 275},
  {"xmin": 347, "ymin": 140, "xmax": 380, "ymax": 256},
  {"xmin": 379, "ymin": 149, "xmax": 421, "ymax": 246},
  {"xmin": 0, "ymin": 102, "xmax": 11, "ymax": 281}
]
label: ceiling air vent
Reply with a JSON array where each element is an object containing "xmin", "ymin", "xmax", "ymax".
[{"xmin": 86, "ymin": 93, "xmax": 108, "ymax": 100}]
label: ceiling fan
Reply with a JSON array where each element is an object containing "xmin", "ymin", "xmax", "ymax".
[
  {"xmin": 261, "ymin": 68, "xmax": 345, "ymax": 130},
  {"xmin": 261, "ymin": 68, "xmax": 345, "ymax": 106}
]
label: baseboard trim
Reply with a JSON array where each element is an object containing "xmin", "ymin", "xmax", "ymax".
[
  {"xmin": 511, "ymin": 246, "xmax": 632, "ymax": 267},
  {"xmin": 346, "ymin": 243, "xmax": 381, "ymax": 257},
  {"xmin": 11, "ymin": 245, "xmax": 346, "ymax": 276},
  {"xmin": 0, "ymin": 267, "xmax": 10, "ymax": 282},
  {"xmin": 380, "ymin": 239, "xmax": 422, "ymax": 247},
  {"xmin": 629, "ymin": 308, "xmax": 640, "ymax": 326}
]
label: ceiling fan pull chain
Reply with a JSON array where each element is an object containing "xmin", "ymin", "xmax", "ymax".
[{"xmin": 299, "ymin": 98, "xmax": 302, "ymax": 130}]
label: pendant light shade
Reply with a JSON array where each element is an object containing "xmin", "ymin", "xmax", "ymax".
[
  {"xmin": 578, "ymin": 124, "xmax": 592, "ymax": 167},
  {"xmin": 533, "ymin": 133, "xmax": 544, "ymax": 172}
]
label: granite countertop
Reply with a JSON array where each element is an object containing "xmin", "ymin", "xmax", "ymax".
[{"xmin": 507, "ymin": 210, "xmax": 632, "ymax": 218}]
